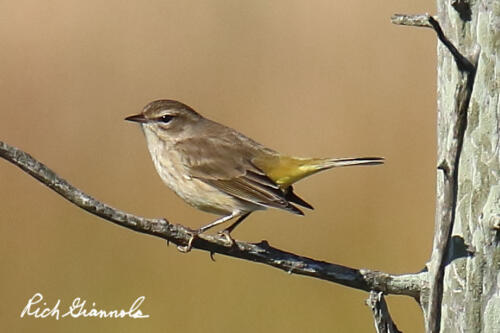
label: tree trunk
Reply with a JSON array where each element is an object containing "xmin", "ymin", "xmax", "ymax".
[{"xmin": 434, "ymin": 0, "xmax": 499, "ymax": 332}]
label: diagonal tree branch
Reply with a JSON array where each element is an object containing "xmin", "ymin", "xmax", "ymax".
[{"xmin": 0, "ymin": 140, "xmax": 424, "ymax": 298}]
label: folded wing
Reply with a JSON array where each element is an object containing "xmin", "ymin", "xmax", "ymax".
[{"xmin": 175, "ymin": 134, "xmax": 305, "ymax": 215}]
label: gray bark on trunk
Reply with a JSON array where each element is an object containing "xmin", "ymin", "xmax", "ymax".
[{"xmin": 434, "ymin": 0, "xmax": 499, "ymax": 332}]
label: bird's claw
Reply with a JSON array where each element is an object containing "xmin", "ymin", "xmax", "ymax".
[
  {"xmin": 176, "ymin": 228, "xmax": 235, "ymax": 253},
  {"xmin": 218, "ymin": 230, "xmax": 235, "ymax": 247},
  {"xmin": 176, "ymin": 229, "xmax": 199, "ymax": 253}
]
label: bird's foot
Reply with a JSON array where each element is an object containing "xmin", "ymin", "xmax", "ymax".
[
  {"xmin": 217, "ymin": 229, "xmax": 236, "ymax": 248},
  {"xmin": 176, "ymin": 228, "xmax": 200, "ymax": 253}
]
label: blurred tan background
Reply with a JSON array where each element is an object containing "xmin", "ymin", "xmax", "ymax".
[{"xmin": 0, "ymin": 1, "xmax": 436, "ymax": 332}]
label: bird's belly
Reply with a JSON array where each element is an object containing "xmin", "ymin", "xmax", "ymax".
[
  {"xmin": 148, "ymin": 143, "xmax": 261, "ymax": 215},
  {"xmin": 162, "ymin": 172, "xmax": 240, "ymax": 215}
]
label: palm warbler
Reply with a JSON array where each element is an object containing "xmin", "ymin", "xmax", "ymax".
[{"xmin": 126, "ymin": 100, "xmax": 383, "ymax": 250}]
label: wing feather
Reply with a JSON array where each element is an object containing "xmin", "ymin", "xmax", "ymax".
[{"xmin": 174, "ymin": 133, "xmax": 303, "ymax": 214}]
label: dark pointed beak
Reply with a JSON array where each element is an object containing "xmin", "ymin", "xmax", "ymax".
[{"xmin": 124, "ymin": 113, "xmax": 148, "ymax": 123}]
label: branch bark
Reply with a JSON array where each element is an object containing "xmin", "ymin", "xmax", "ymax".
[
  {"xmin": 0, "ymin": 140, "xmax": 424, "ymax": 299},
  {"xmin": 367, "ymin": 291, "xmax": 403, "ymax": 333}
]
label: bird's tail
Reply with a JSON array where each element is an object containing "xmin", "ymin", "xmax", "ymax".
[
  {"xmin": 264, "ymin": 156, "xmax": 384, "ymax": 187},
  {"xmin": 317, "ymin": 157, "xmax": 384, "ymax": 169}
]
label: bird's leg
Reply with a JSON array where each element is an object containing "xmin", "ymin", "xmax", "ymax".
[
  {"xmin": 218, "ymin": 212, "xmax": 252, "ymax": 246},
  {"xmin": 223, "ymin": 212, "xmax": 252, "ymax": 234},
  {"xmin": 198, "ymin": 212, "xmax": 241, "ymax": 233},
  {"xmin": 177, "ymin": 212, "xmax": 246, "ymax": 252}
]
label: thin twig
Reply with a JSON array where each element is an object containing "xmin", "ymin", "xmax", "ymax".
[
  {"xmin": 391, "ymin": 14, "xmax": 475, "ymax": 73},
  {"xmin": 391, "ymin": 13, "xmax": 433, "ymax": 28},
  {"xmin": 0, "ymin": 140, "xmax": 424, "ymax": 297}
]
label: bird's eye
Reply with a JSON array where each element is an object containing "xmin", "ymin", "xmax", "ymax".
[{"xmin": 158, "ymin": 115, "xmax": 175, "ymax": 123}]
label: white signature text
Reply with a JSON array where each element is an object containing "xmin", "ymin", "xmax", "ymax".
[{"xmin": 20, "ymin": 293, "xmax": 149, "ymax": 320}]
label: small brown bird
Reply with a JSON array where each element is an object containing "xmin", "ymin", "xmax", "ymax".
[{"xmin": 126, "ymin": 100, "xmax": 383, "ymax": 251}]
